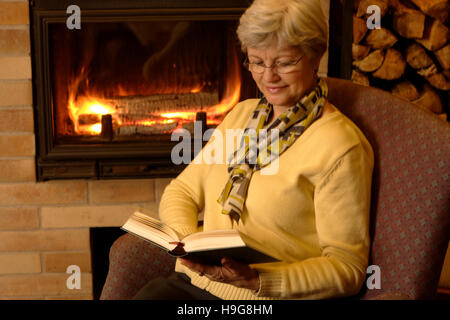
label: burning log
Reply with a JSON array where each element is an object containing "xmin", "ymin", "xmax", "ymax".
[
  {"xmin": 106, "ymin": 91, "xmax": 219, "ymax": 115},
  {"xmin": 101, "ymin": 114, "xmax": 113, "ymax": 141},
  {"xmin": 78, "ymin": 114, "xmax": 100, "ymax": 125},
  {"xmin": 115, "ymin": 121, "xmax": 179, "ymax": 136}
]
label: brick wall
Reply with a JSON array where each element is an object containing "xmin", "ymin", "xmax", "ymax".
[
  {"xmin": 0, "ymin": 0, "xmax": 448, "ymax": 300},
  {"xmin": 0, "ymin": 0, "xmax": 172, "ymax": 299}
]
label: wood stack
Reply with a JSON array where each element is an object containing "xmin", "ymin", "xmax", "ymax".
[{"xmin": 352, "ymin": 0, "xmax": 449, "ymax": 120}]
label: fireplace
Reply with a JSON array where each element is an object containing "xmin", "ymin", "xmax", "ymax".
[{"xmin": 31, "ymin": 0, "xmax": 257, "ymax": 180}]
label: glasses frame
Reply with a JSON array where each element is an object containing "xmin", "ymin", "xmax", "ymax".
[{"xmin": 243, "ymin": 55, "xmax": 304, "ymax": 74}]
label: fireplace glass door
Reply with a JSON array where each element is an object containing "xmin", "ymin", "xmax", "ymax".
[{"xmin": 31, "ymin": 2, "xmax": 256, "ymax": 180}]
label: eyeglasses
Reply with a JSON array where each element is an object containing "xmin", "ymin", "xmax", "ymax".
[{"xmin": 243, "ymin": 56, "xmax": 304, "ymax": 74}]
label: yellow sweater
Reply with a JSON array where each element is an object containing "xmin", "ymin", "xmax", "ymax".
[{"xmin": 159, "ymin": 98, "xmax": 374, "ymax": 300}]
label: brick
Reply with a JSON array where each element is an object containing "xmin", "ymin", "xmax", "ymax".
[
  {"xmin": 44, "ymin": 294, "xmax": 93, "ymax": 300},
  {"xmin": 0, "ymin": 108, "xmax": 34, "ymax": 132},
  {"xmin": 0, "ymin": 56, "xmax": 31, "ymax": 80},
  {"xmin": 0, "ymin": 229, "xmax": 90, "ymax": 252},
  {"xmin": 0, "ymin": 133, "xmax": 35, "ymax": 156},
  {"xmin": 0, "ymin": 81, "xmax": 32, "ymax": 106},
  {"xmin": 90, "ymin": 179, "xmax": 155, "ymax": 204},
  {"xmin": 41, "ymin": 204, "xmax": 141, "ymax": 228},
  {"xmin": 0, "ymin": 29, "xmax": 30, "ymax": 55},
  {"xmin": 0, "ymin": 181, "xmax": 87, "ymax": 205},
  {"xmin": 0, "ymin": 295, "xmax": 45, "ymax": 300},
  {"xmin": 0, "ymin": 273, "xmax": 92, "ymax": 296},
  {"xmin": 0, "ymin": 253, "xmax": 41, "ymax": 274},
  {"xmin": 0, "ymin": 207, "xmax": 39, "ymax": 230},
  {"xmin": 43, "ymin": 252, "xmax": 91, "ymax": 273},
  {"xmin": 0, "ymin": 158, "xmax": 35, "ymax": 182},
  {"xmin": 0, "ymin": 2, "xmax": 29, "ymax": 25}
]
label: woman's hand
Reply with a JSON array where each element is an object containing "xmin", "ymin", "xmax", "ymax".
[{"xmin": 179, "ymin": 256, "xmax": 260, "ymax": 291}]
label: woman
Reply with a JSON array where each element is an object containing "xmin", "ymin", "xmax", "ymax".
[{"xmin": 134, "ymin": 0, "xmax": 374, "ymax": 300}]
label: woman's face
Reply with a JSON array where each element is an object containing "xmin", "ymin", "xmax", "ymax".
[{"xmin": 247, "ymin": 39, "xmax": 320, "ymax": 109}]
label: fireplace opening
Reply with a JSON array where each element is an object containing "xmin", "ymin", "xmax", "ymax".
[
  {"xmin": 90, "ymin": 227, "xmax": 126, "ymax": 300},
  {"xmin": 31, "ymin": 2, "xmax": 257, "ymax": 180},
  {"xmin": 51, "ymin": 20, "xmax": 242, "ymax": 143}
]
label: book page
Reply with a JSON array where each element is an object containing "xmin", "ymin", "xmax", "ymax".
[
  {"xmin": 182, "ymin": 229, "xmax": 246, "ymax": 252},
  {"xmin": 132, "ymin": 211, "xmax": 180, "ymax": 241}
]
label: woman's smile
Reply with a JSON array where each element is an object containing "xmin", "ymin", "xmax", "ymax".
[{"xmin": 265, "ymin": 85, "xmax": 288, "ymax": 94}]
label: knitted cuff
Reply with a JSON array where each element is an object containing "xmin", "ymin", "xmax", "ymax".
[{"xmin": 253, "ymin": 269, "xmax": 283, "ymax": 298}]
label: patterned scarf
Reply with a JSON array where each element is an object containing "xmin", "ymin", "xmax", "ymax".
[{"xmin": 217, "ymin": 77, "xmax": 328, "ymax": 222}]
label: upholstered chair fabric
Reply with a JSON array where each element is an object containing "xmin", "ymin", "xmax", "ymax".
[
  {"xmin": 100, "ymin": 77, "xmax": 449, "ymax": 300},
  {"xmin": 326, "ymin": 78, "xmax": 449, "ymax": 299},
  {"xmin": 99, "ymin": 233, "xmax": 175, "ymax": 300}
]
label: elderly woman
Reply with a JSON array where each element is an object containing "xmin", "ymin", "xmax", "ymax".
[{"xmin": 134, "ymin": 0, "xmax": 374, "ymax": 300}]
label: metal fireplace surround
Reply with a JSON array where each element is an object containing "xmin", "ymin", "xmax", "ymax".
[{"xmin": 31, "ymin": 0, "xmax": 256, "ymax": 181}]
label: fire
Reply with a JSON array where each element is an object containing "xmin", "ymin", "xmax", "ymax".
[
  {"xmin": 68, "ymin": 95, "xmax": 116, "ymax": 135},
  {"xmin": 66, "ymin": 47, "xmax": 242, "ymax": 136}
]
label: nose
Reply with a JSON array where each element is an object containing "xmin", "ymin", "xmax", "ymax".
[{"xmin": 262, "ymin": 67, "xmax": 281, "ymax": 82}]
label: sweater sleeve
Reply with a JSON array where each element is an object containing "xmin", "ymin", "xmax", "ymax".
[
  {"xmin": 253, "ymin": 142, "xmax": 374, "ymax": 299},
  {"xmin": 159, "ymin": 100, "xmax": 251, "ymax": 238},
  {"xmin": 159, "ymin": 132, "xmax": 214, "ymax": 238}
]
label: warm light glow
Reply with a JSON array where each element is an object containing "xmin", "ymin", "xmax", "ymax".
[
  {"xmin": 65, "ymin": 47, "xmax": 242, "ymax": 136},
  {"xmin": 87, "ymin": 123, "xmax": 102, "ymax": 134},
  {"xmin": 68, "ymin": 94, "xmax": 116, "ymax": 135},
  {"xmin": 209, "ymin": 46, "xmax": 241, "ymax": 117},
  {"xmin": 160, "ymin": 112, "xmax": 197, "ymax": 120}
]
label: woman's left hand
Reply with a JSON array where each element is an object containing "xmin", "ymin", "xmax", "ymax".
[{"xmin": 179, "ymin": 256, "xmax": 260, "ymax": 291}]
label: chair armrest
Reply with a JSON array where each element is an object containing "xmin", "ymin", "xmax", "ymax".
[
  {"xmin": 100, "ymin": 233, "xmax": 176, "ymax": 300},
  {"xmin": 367, "ymin": 291, "xmax": 413, "ymax": 300}
]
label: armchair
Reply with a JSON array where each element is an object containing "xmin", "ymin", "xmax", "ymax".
[{"xmin": 100, "ymin": 77, "xmax": 449, "ymax": 300}]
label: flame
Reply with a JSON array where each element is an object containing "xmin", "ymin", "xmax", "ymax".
[
  {"xmin": 66, "ymin": 46, "xmax": 242, "ymax": 135},
  {"xmin": 68, "ymin": 94, "xmax": 116, "ymax": 135},
  {"xmin": 208, "ymin": 44, "xmax": 241, "ymax": 118}
]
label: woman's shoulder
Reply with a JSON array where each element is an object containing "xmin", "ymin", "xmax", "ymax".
[
  {"xmin": 216, "ymin": 98, "xmax": 260, "ymax": 130},
  {"xmin": 303, "ymin": 103, "xmax": 373, "ymax": 160}
]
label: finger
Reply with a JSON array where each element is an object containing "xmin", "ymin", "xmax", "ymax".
[{"xmin": 179, "ymin": 258, "xmax": 220, "ymax": 278}]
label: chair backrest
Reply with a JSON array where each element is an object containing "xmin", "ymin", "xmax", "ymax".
[{"xmin": 326, "ymin": 77, "xmax": 450, "ymax": 299}]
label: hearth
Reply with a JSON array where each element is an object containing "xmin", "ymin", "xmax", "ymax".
[{"xmin": 31, "ymin": 0, "xmax": 257, "ymax": 180}]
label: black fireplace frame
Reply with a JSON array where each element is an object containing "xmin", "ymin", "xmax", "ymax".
[{"xmin": 30, "ymin": 0, "xmax": 255, "ymax": 181}]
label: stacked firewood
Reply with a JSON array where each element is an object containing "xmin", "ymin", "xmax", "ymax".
[{"xmin": 352, "ymin": 0, "xmax": 449, "ymax": 120}]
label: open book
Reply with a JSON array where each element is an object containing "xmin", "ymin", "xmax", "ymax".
[{"xmin": 121, "ymin": 211, "xmax": 278, "ymax": 265}]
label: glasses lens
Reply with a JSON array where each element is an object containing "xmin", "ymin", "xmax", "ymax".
[
  {"xmin": 277, "ymin": 65, "xmax": 295, "ymax": 74},
  {"xmin": 251, "ymin": 64, "xmax": 264, "ymax": 73}
]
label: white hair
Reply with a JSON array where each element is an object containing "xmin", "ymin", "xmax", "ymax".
[{"xmin": 237, "ymin": 0, "xmax": 328, "ymax": 61}]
